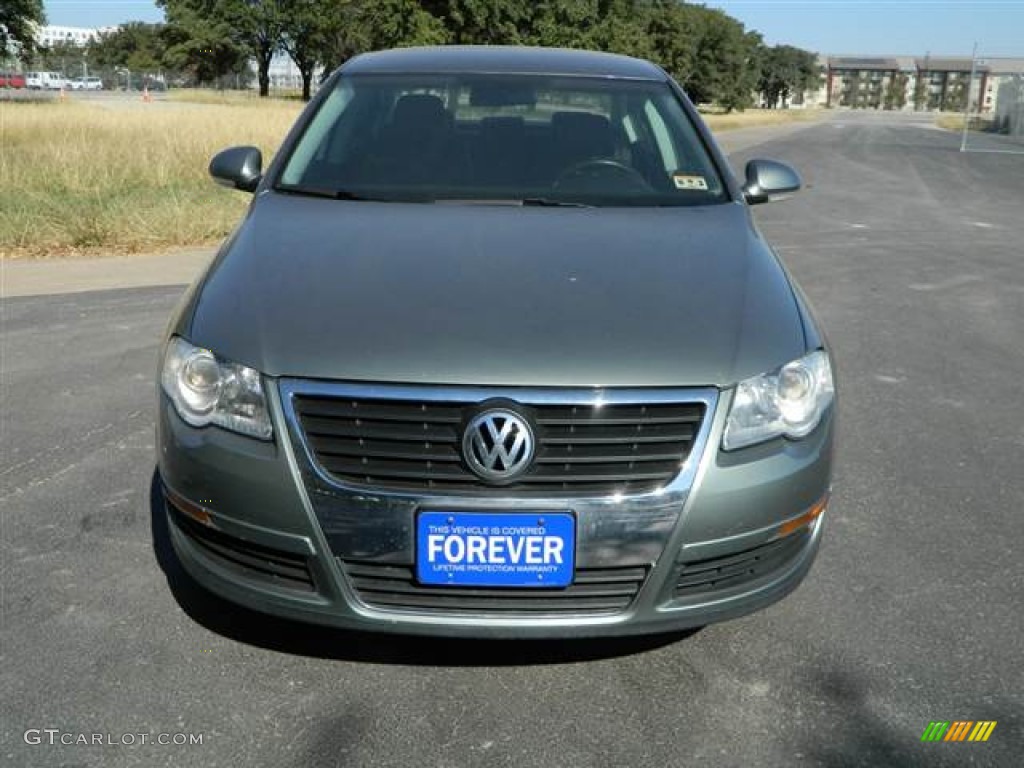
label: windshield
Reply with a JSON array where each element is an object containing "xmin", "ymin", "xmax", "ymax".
[{"xmin": 278, "ymin": 73, "xmax": 727, "ymax": 207}]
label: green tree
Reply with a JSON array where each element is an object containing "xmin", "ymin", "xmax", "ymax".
[
  {"xmin": 913, "ymin": 73, "xmax": 928, "ymax": 110},
  {"xmin": 160, "ymin": 2, "xmax": 251, "ymax": 86},
  {"xmin": 526, "ymin": 0, "xmax": 598, "ymax": 49},
  {"xmin": 160, "ymin": 0, "xmax": 283, "ymax": 94},
  {"xmin": 312, "ymin": 0, "xmax": 368, "ymax": 72},
  {"xmin": 357, "ymin": 0, "xmax": 448, "ymax": 50},
  {"xmin": 316, "ymin": 0, "xmax": 447, "ymax": 72},
  {"xmin": 943, "ymin": 76, "xmax": 967, "ymax": 112},
  {"xmin": 590, "ymin": 0, "xmax": 654, "ymax": 60},
  {"xmin": 88, "ymin": 23, "xmax": 167, "ymax": 74},
  {"xmin": 34, "ymin": 40, "xmax": 87, "ymax": 79},
  {"xmin": 279, "ymin": 0, "xmax": 332, "ymax": 100},
  {"xmin": 145, "ymin": 0, "xmax": 806, "ymax": 112},
  {"xmin": 683, "ymin": 7, "xmax": 759, "ymax": 110},
  {"xmin": 642, "ymin": 0, "xmax": 699, "ymax": 87},
  {"xmin": 635, "ymin": 3, "xmax": 761, "ymax": 110},
  {"xmin": 421, "ymin": 0, "xmax": 530, "ymax": 45},
  {"xmin": 883, "ymin": 73, "xmax": 908, "ymax": 110},
  {"xmin": 523, "ymin": 0, "xmax": 650, "ymax": 57},
  {"xmin": 0, "ymin": 0, "xmax": 44, "ymax": 57},
  {"xmin": 234, "ymin": 0, "xmax": 285, "ymax": 96},
  {"xmin": 758, "ymin": 45, "xmax": 820, "ymax": 108}
]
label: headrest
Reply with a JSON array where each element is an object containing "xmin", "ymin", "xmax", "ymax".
[
  {"xmin": 551, "ymin": 111, "xmax": 614, "ymax": 157},
  {"xmin": 392, "ymin": 93, "xmax": 449, "ymax": 129}
]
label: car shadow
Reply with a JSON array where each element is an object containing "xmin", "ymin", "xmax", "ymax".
[{"xmin": 149, "ymin": 470, "xmax": 699, "ymax": 666}]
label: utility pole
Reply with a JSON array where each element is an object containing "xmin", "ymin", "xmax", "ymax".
[{"xmin": 960, "ymin": 42, "xmax": 978, "ymax": 153}]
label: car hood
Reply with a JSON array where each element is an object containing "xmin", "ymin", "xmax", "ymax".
[{"xmin": 186, "ymin": 193, "xmax": 806, "ymax": 388}]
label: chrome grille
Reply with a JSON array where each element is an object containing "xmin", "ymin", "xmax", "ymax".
[
  {"xmin": 291, "ymin": 393, "xmax": 705, "ymax": 496},
  {"xmin": 342, "ymin": 561, "xmax": 647, "ymax": 614}
]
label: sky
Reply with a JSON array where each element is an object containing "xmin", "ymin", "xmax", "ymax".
[{"xmin": 42, "ymin": 0, "xmax": 1024, "ymax": 58}]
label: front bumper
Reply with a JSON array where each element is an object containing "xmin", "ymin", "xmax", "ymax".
[{"xmin": 156, "ymin": 380, "xmax": 833, "ymax": 638}]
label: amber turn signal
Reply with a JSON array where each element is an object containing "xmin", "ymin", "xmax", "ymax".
[
  {"xmin": 163, "ymin": 485, "xmax": 214, "ymax": 526},
  {"xmin": 777, "ymin": 493, "xmax": 829, "ymax": 538}
]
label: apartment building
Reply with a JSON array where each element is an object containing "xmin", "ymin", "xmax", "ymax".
[
  {"xmin": 822, "ymin": 55, "xmax": 1024, "ymax": 114},
  {"xmin": 825, "ymin": 56, "xmax": 915, "ymax": 110},
  {"xmin": 34, "ymin": 25, "xmax": 119, "ymax": 49}
]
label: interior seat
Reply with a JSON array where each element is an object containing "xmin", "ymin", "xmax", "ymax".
[
  {"xmin": 370, "ymin": 93, "xmax": 455, "ymax": 185},
  {"xmin": 550, "ymin": 111, "xmax": 616, "ymax": 172},
  {"xmin": 474, "ymin": 116, "xmax": 530, "ymax": 188}
]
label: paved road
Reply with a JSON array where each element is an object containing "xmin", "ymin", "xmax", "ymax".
[{"xmin": 2, "ymin": 111, "xmax": 1021, "ymax": 767}]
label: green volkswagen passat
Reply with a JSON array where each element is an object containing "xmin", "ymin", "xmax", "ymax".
[{"xmin": 157, "ymin": 46, "xmax": 835, "ymax": 637}]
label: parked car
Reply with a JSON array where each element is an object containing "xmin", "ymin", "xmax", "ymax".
[
  {"xmin": 0, "ymin": 71, "xmax": 27, "ymax": 89},
  {"xmin": 140, "ymin": 76, "xmax": 167, "ymax": 92},
  {"xmin": 71, "ymin": 77, "xmax": 103, "ymax": 91},
  {"xmin": 25, "ymin": 71, "xmax": 67, "ymax": 90},
  {"xmin": 158, "ymin": 46, "xmax": 835, "ymax": 638}
]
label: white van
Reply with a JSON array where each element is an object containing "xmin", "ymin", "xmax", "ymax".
[
  {"xmin": 71, "ymin": 77, "xmax": 104, "ymax": 91},
  {"xmin": 25, "ymin": 71, "xmax": 68, "ymax": 90}
]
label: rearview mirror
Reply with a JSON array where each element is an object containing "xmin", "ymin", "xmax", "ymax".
[
  {"xmin": 209, "ymin": 146, "xmax": 262, "ymax": 193},
  {"xmin": 470, "ymin": 83, "xmax": 537, "ymax": 107},
  {"xmin": 742, "ymin": 159, "xmax": 801, "ymax": 205}
]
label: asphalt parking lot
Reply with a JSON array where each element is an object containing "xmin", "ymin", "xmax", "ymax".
[{"xmin": 2, "ymin": 111, "xmax": 1021, "ymax": 767}]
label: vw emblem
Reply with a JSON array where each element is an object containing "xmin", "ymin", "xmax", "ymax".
[{"xmin": 462, "ymin": 409, "xmax": 535, "ymax": 483}]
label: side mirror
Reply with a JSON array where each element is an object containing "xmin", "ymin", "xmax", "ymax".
[
  {"xmin": 742, "ymin": 159, "xmax": 801, "ymax": 205},
  {"xmin": 209, "ymin": 146, "xmax": 262, "ymax": 193}
]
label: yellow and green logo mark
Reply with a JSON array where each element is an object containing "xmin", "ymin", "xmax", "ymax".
[{"xmin": 921, "ymin": 721, "xmax": 997, "ymax": 742}]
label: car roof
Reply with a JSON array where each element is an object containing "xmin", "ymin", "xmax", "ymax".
[{"xmin": 341, "ymin": 46, "xmax": 666, "ymax": 80}]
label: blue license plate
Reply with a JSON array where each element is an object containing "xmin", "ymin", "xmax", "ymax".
[{"xmin": 416, "ymin": 511, "xmax": 575, "ymax": 588}]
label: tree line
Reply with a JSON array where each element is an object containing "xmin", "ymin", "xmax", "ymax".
[{"xmin": 11, "ymin": 0, "xmax": 821, "ymax": 109}]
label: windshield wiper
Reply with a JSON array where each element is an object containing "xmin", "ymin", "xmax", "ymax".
[
  {"xmin": 520, "ymin": 197, "xmax": 593, "ymax": 208},
  {"xmin": 275, "ymin": 187, "xmax": 590, "ymax": 207},
  {"xmin": 274, "ymin": 185, "xmax": 417, "ymax": 202},
  {"xmin": 275, "ymin": 184, "xmax": 361, "ymax": 200}
]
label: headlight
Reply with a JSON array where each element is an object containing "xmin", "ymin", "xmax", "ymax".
[
  {"xmin": 722, "ymin": 350, "xmax": 834, "ymax": 451},
  {"xmin": 161, "ymin": 337, "xmax": 272, "ymax": 440}
]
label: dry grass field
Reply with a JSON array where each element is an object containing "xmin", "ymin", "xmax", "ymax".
[
  {"xmin": 700, "ymin": 107, "xmax": 824, "ymax": 131},
  {"xmin": 934, "ymin": 113, "xmax": 967, "ymax": 131},
  {"xmin": 0, "ymin": 99, "xmax": 301, "ymax": 258},
  {"xmin": 0, "ymin": 97, "xmax": 820, "ymax": 259},
  {"xmin": 167, "ymin": 88, "xmax": 305, "ymax": 105}
]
